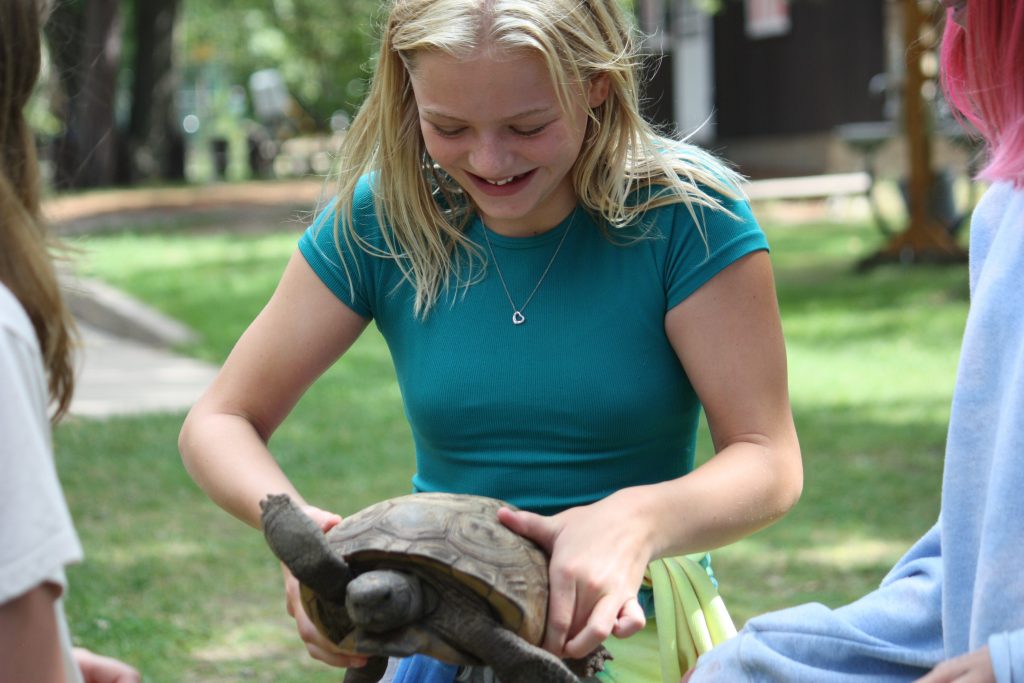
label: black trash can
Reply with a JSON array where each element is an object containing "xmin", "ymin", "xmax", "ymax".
[{"xmin": 211, "ymin": 137, "xmax": 230, "ymax": 179}]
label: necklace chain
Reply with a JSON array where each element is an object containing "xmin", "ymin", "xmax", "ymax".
[{"xmin": 481, "ymin": 209, "xmax": 576, "ymax": 326}]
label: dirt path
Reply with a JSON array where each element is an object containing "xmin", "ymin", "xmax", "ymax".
[{"xmin": 43, "ymin": 178, "xmax": 328, "ymax": 234}]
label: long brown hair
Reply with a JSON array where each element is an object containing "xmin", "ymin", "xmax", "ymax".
[{"xmin": 0, "ymin": 0, "xmax": 77, "ymax": 420}]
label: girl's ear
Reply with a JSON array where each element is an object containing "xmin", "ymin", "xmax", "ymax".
[{"xmin": 587, "ymin": 72, "xmax": 611, "ymax": 108}]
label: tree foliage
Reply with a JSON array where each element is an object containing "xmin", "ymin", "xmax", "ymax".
[{"xmin": 181, "ymin": 0, "xmax": 383, "ymax": 127}]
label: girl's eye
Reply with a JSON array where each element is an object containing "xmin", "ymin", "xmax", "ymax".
[
  {"xmin": 431, "ymin": 124, "xmax": 465, "ymax": 138},
  {"xmin": 512, "ymin": 124, "xmax": 547, "ymax": 137}
]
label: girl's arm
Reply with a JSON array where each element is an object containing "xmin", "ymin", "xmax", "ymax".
[
  {"xmin": 501, "ymin": 250, "xmax": 802, "ymax": 659},
  {"xmin": 179, "ymin": 251, "xmax": 369, "ymax": 528},
  {"xmin": 1, "ymin": 585, "xmax": 141, "ymax": 683},
  {"xmin": 178, "ymin": 251, "xmax": 371, "ymax": 669},
  {"xmin": 657, "ymin": 248, "xmax": 803, "ymax": 552},
  {"xmin": 0, "ymin": 584, "xmax": 67, "ymax": 683}
]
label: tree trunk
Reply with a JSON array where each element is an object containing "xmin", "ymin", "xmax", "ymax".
[
  {"xmin": 75, "ymin": 0, "xmax": 122, "ymax": 188},
  {"xmin": 126, "ymin": 0, "xmax": 185, "ymax": 183},
  {"xmin": 860, "ymin": 0, "xmax": 966, "ymax": 268},
  {"xmin": 44, "ymin": 1, "xmax": 84, "ymax": 190}
]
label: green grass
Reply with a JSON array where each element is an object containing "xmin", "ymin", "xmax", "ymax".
[
  {"xmin": 712, "ymin": 221, "xmax": 966, "ymax": 622},
  {"xmin": 56, "ymin": 210, "xmax": 968, "ymax": 681}
]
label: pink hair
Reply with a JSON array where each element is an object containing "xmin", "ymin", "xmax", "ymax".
[{"xmin": 940, "ymin": 0, "xmax": 1024, "ymax": 186}]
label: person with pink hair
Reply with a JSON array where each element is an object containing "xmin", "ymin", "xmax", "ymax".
[{"xmin": 684, "ymin": 1, "xmax": 1024, "ymax": 681}]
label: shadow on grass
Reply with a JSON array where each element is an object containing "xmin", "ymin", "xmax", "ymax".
[
  {"xmin": 54, "ymin": 385, "xmax": 947, "ymax": 681},
  {"xmin": 52, "ymin": 215, "xmax": 964, "ymax": 680},
  {"xmin": 706, "ymin": 395, "xmax": 945, "ymax": 626},
  {"xmin": 56, "ymin": 413, "xmax": 384, "ymax": 682}
]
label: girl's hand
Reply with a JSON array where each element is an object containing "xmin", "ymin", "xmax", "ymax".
[
  {"xmin": 498, "ymin": 493, "xmax": 650, "ymax": 660},
  {"xmin": 913, "ymin": 646, "xmax": 994, "ymax": 683},
  {"xmin": 73, "ymin": 647, "xmax": 141, "ymax": 683},
  {"xmin": 281, "ymin": 504, "xmax": 370, "ymax": 670}
]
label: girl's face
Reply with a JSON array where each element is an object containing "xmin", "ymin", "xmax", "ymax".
[{"xmin": 409, "ymin": 48, "xmax": 608, "ymax": 237}]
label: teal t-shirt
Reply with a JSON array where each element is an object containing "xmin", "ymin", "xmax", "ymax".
[{"xmin": 299, "ymin": 177, "xmax": 768, "ymax": 515}]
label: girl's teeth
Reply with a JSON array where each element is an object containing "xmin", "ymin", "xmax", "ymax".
[{"xmin": 488, "ymin": 175, "xmax": 518, "ymax": 186}]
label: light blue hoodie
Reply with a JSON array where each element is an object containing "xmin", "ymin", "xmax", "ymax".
[{"xmin": 689, "ymin": 182, "xmax": 1024, "ymax": 682}]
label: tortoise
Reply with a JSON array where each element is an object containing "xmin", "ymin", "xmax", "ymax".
[{"xmin": 260, "ymin": 492, "xmax": 611, "ymax": 683}]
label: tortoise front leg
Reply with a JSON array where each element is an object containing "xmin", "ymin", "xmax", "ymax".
[
  {"xmin": 260, "ymin": 494, "xmax": 352, "ymax": 600},
  {"xmin": 342, "ymin": 656, "xmax": 389, "ymax": 683}
]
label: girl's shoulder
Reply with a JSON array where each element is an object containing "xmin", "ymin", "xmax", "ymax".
[
  {"xmin": 625, "ymin": 178, "xmax": 757, "ymax": 240},
  {"xmin": 308, "ymin": 174, "xmax": 387, "ymax": 244}
]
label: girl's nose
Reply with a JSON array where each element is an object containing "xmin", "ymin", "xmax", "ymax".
[{"xmin": 468, "ymin": 133, "xmax": 514, "ymax": 178}]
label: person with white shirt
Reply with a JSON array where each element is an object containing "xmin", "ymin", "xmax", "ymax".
[{"xmin": 0, "ymin": 1, "xmax": 141, "ymax": 681}]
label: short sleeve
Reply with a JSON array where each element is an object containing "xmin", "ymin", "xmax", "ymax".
[
  {"xmin": 0, "ymin": 292, "xmax": 83, "ymax": 605},
  {"xmin": 298, "ymin": 177, "xmax": 383, "ymax": 319},
  {"xmin": 663, "ymin": 194, "xmax": 769, "ymax": 309}
]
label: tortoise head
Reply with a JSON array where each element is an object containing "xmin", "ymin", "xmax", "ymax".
[
  {"xmin": 346, "ymin": 569, "xmax": 438, "ymax": 633},
  {"xmin": 259, "ymin": 494, "xmax": 352, "ymax": 601}
]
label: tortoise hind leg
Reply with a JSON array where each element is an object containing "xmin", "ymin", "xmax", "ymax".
[
  {"xmin": 428, "ymin": 594, "xmax": 580, "ymax": 683},
  {"xmin": 468, "ymin": 626, "xmax": 581, "ymax": 683},
  {"xmin": 342, "ymin": 656, "xmax": 389, "ymax": 683}
]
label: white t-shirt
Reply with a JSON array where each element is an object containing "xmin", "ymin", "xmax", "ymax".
[{"xmin": 0, "ymin": 282, "xmax": 84, "ymax": 683}]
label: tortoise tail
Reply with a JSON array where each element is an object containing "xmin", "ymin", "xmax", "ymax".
[{"xmin": 260, "ymin": 493, "xmax": 351, "ymax": 600}]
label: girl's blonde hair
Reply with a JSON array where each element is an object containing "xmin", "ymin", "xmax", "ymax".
[
  {"xmin": 331, "ymin": 0, "xmax": 743, "ymax": 317},
  {"xmin": 0, "ymin": 0, "xmax": 77, "ymax": 420}
]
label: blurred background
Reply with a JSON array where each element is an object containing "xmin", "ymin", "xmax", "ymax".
[
  {"xmin": 38, "ymin": 0, "xmax": 973, "ymax": 262},
  {"xmin": 33, "ymin": 0, "xmax": 968, "ymax": 187},
  {"xmin": 36, "ymin": 0, "xmax": 374, "ymax": 188},
  {"xmin": 36, "ymin": 1, "xmax": 976, "ymax": 681}
]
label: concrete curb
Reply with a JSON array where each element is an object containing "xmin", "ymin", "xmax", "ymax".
[
  {"xmin": 61, "ymin": 272, "xmax": 198, "ymax": 349},
  {"xmin": 71, "ymin": 323, "xmax": 218, "ymax": 419},
  {"xmin": 56, "ymin": 269, "xmax": 217, "ymax": 420}
]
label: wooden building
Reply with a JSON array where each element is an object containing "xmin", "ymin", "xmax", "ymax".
[{"xmin": 636, "ymin": 0, "xmax": 965, "ymax": 179}]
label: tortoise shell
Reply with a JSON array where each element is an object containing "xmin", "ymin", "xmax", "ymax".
[{"xmin": 321, "ymin": 492, "xmax": 548, "ymax": 647}]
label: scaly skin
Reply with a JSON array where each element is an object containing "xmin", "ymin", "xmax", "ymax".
[
  {"xmin": 260, "ymin": 494, "xmax": 352, "ymax": 600},
  {"xmin": 260, "ymin": 494, "xmax": 356, "ymax": 641},
  {"xmin": 261, "ymin": 494, "xmax": 609, "ymax": 682},
  {"xmin": 429, "ymin": 587, "xmax": 584, "ymax": 683}
]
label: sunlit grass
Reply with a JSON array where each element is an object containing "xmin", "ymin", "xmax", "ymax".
[{"xmin": 57, "ymin": 209, "xmax": 968, "ymax": 680}]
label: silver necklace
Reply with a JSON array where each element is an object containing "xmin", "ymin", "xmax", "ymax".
[{"xmin": 480, "ymin": 209, "xmax": 576, "ymax": 326}]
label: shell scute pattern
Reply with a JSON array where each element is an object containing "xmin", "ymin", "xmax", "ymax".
[{"xmin": 329, "ymin": 493, "xmax": 549, "ymax": 643}]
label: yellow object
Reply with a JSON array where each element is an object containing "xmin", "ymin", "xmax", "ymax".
[
  {"xmin": 642, "ymin": 555, "xmax": 737, "ymax": 683},
  {"xmin": 646, "ymin": 560, "xmax": 684, "ymax": 681},
  {"xmin": 675, "ymin": 556, "xmax": 738, "ymax": 644}
]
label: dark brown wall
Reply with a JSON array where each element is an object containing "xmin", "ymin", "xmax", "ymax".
[
  {"xmin": 712, "ymin": 0, "xmax": 887, "ymax": 138},
  {"xmin": 639, "ymin": 53, "xmax": 677, "ymax": 136}
]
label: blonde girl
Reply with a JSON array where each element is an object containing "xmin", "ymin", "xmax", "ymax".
[{"xmin": 180, "ymin": 0, "xmax": 802, "ymax": 680}]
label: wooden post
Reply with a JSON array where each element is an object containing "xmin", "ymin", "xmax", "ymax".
[{"xmin": 860, "ymin": 0, "xmax": 966, "ymax": 268}]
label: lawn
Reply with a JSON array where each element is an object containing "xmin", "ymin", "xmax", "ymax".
[{"xmin": 56, "ymin": 204, "xmax": 968, "ymax": 681}]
